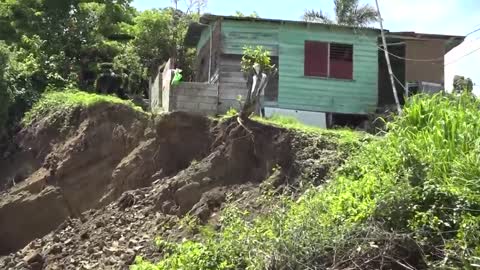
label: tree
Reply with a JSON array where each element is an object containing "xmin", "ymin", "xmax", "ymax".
[
  {"xmin": 303, "ymin": 0, "xmax": 378, "ymax": 26},
  {"xmin": 0, "ymin": 43, "xmax": 12, "ymax": 135},
  {"xmin": 453, "ymin": 75, "xmax": 474, "ymax": 93},
  {"xmin": 234, "ymin": 11, "xmax": 260, "ymax": 18},
  {"xmin": 239, "ymin": 46, "xmax": 277, "ymax": 120},
  {"xmin": 121, "ymin": 7, "xmax": 198, "ymax": 81}
]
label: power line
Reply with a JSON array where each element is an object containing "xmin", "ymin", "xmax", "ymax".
[
  {"xmin": 352, "ymin": 23, "xmax": 480, "ymax": 70},
  {"xmin": 445, "ymin": 46, "xmax": 480, "ymax": 66},
  {"xmin": 378, "ymin": 46, "xmax": 444, "ymax": 62},
  {"xmin": 465, "ymin": 26, "xmax": 480, "ymax": 37},
  {"xmin": 392, "ymin": 73, "xmax": 406, "ymax": 91},
  {"xmin": 371, "ymin": 22, "xmax": 480, "ymax": 64}
]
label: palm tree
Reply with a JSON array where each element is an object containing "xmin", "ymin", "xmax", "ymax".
[{"xmin": 303, "ymin": 0, "xmax": 378, "ymax": 27}]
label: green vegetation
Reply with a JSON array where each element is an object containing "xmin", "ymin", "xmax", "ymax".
[
  {"xmin": 258, "ymin": 114, "xmax": 370, "ymax": 155},
  {"xmin": 240, "ymin": 46, "xmax": 275, "ymax": 74},
  {"xmin": 0, "ymin": 0, "xmax": 203, "ymax": 139},
  {"xmin": 23, "ymin": 89, "xmax": 143, "ymax": 126},
  {"xmin": 233, "ymin": 11, "xmax": 260, "ymax": 18},
  {"xmin": 303, "ymin": 0, "xmax": 378, "ymax": 26},
  {"xmin": 0, "ymin": 43, "xmax": 12, "ymax": 137},
  {"xmin": 453, "ymin": 74, "xmax": 474, "ymax": 93},
  {"xmin": 258, "ymin": 114, "xmax": 362, "ymax": 139},
  {"xmin": 132, "ymin": 93, "xmax": 480, "ymax": 269}
]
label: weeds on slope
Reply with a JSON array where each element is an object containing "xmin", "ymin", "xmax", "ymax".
[
  {"xmin": 23, "ymin": 88, "xmax": 143, "ymax": 125},
  {"xmin": 133, "ymin": 93, "xmax": 480, "ymax": 269}
]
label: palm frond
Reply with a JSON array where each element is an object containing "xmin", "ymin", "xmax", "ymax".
[
  {"xmin": 334, "ymin": 0, "xmax": 357, "ymax": 25},
  {"xmin": 302, "ymin": 9, "xmax": 333, "ymax": 24},
  {"xmin": 333, "ymin": 0, "xmax": 378, "ymax": 26},
  {"xmin": 353, "ymin": 4, "xmax": 378, "ymax": 26}
]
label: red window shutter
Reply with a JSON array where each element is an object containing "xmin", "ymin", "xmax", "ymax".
[
  {"xmin": 330, "ymin": 43, "xmax": 353, "ymax": 80},
  {"xmin": 304, "ymin": 41, "xmax": 328, "ymax": 77}
]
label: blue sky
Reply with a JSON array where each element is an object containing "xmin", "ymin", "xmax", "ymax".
[{"xmin": 133, "ymin": 0, "xmax": 480, "ymax": 92}]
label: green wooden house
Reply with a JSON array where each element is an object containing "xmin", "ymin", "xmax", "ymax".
[{"xmin": 184, "ymin": 14, "xmax": 463, "ymax": 127}]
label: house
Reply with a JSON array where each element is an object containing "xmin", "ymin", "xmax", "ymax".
[
  {"xmin": 379, "ymin": 32, "xmax": 464, "ymax": 107},
  {"xmin": 151, "ymin": 14, "xmax": 464, "ymax": 127}
]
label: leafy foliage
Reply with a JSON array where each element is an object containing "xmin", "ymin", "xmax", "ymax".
[
  {"xmin": 0, "ymin": 42, "xmax": 13, "ymax": 135},
  {"xmin": 0, "ymin": 1, "xmax": 201, "ymax": 137},
  {"xmin": 240, "ymin": 46, "xmax": 275, "ymax": 74},
  {"xmin": 453, "ymin": 75, "xmax": 474, "ymax": 93},
  {"xmin": 233, "ymin": 11, "xmax": 260, "ymax": 18},
  {"xmin": 133, "ymin": 93, "xmax": 480, "ymax": 269},
  {"xmin": 303, "ymin": 0, "xmax": 378, "ymax": 26}
]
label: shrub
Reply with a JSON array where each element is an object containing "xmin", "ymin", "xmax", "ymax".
[
  {"xmin": 0, "ymin": 42, "xmax": 13, "ymax": 134},
  {"xmin": 23, "ymin": 88, "xmax": 143, "ymax": 126},
  {"xmin": 133, "ymin": 93, "xmax": 480, "ymax": 269},
  {"xmin": 240, "ymin": 46, "xmax": 275, "ymax": 74}
]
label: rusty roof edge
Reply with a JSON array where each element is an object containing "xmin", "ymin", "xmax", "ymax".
[{"xmin": 386, "ymin": 31, "xmax": 466, "ymax": 53}]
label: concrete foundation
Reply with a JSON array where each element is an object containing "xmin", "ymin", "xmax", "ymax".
[{"xmin": 264, "ymin": 107, "xmax": 327, "ymax": 128}]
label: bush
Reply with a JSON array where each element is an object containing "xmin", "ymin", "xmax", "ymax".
[
  {"xmin": 133, "ymin": 93, "xmax": 480, "ymax": 269},
  {"xmin": 23, "ymin": 88, "xmax": 143, "ymax": 126},
  {"xmin": 240, "ymin": 46, "xmax": 275, "ymax": 74},
  {"xmin": 0, "ymin": 43, "xmax": 13, "ymax": 135}
]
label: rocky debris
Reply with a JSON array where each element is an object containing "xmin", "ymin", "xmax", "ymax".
[
  {"xmin": 0, "ymin": 107, "xmax": 212, "ymax": 255},
  {"xmin": 0, "ymin": 113, "xmax": 349, "ymax": 269},
  {"xmin": 0, "ymin": 179, "xmax": 264, "ymax": 269},
  {"xmin": 24, "ymin": 251, "xmax": 44, "ymax": 270}
]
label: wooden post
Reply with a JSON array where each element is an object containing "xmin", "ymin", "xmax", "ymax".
[{"xmin": 375, "ymin": 0, "xmax": 402, "ymax": 115}]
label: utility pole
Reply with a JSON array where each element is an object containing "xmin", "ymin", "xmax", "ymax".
[{"xmin": 375, "ymin": 0, "xmax": 402, "ymax": 115}]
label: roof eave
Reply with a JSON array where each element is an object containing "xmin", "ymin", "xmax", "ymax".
[
  {"xmin": 184, "ymin": 22, "xmax": 209, "ymax": 47},
  {"xmin": 387, "ymin": 32, "xmax": 466, "ymax": 53}
]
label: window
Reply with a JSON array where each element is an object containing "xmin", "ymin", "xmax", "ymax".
[{"xmin": 304, "ymin": 41, "xmax": 353, "ymax": 80}]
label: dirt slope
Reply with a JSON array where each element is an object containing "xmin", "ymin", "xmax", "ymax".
[
  {"xmin": 0, "ymin": 105, "xmax": 212, "ymax": 255},
  {"xmin": 0, "ymin": 105, "xmax": 352, "ymax": 269}
]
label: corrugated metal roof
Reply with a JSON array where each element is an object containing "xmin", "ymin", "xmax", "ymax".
[
  {"xmin": 200, "ymin": 14, "xmax": 382, "ymax": 32},
  {"xmin": 185, "ymin": 14, "xmax": 381, "ymax": 47},
  {"xmin": 185, "ymin": 14, "xmax": 465, "ymax": 53}
]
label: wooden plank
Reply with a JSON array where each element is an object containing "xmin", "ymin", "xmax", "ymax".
[{"xmin": 220, "ymin": 72, "xmax": 246, "ymax": 83}]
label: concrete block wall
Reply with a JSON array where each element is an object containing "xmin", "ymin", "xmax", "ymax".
[
  {"xmin": 169, "ymin": 82, "xmax": 219, "ymax": 115},
  {"xmin": 150, "ymin": 71, "xmax": 162, "ymax": 112}
]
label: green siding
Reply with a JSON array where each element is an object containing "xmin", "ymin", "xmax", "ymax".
[
  {"xmin": 221, "ymin": 20, "xmax": 279, "ymax": 55},
  {"xmin": 220, "ymin": 20, "xmax": 379, "ymax": 114}
]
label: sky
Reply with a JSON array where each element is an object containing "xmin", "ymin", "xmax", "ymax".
[{"xmin": 133, "ymin": 0, "xmax": 480, "ymax": 92}]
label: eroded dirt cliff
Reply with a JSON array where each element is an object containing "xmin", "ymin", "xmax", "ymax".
[{"xmin": 0, "ymin": 104, "xmax": 354, "ymax": 269}]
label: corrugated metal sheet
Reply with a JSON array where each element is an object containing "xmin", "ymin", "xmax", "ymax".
[{"xmin": 217, "ymin": 19, "xmax": 378, "ymax": 115}]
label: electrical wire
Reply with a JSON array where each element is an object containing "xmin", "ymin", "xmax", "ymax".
[
  {"xmin": 445, "ymin": 46, "xmax": 480, "ymax": 66},
  {"xmin": 392, "ymin": 73, "xmax": 407, "ymax": 91},
  {"xmin": 465, "ymin": 26, "xmax": 480, "ymax": 37},
  {"xmin": 353, "ymin": 24, "xmax": 480, "ymax": 65},
  {"xmin": 378, "ymin": 46, "xmax": 444, "ymax": 62}
]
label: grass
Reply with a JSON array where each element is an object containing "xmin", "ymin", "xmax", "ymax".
[
  {"xmin": 132, "ymin": 93, "xmax": 480, "ymax": 269},
  {"xmin": 256, "ymin": 113, "xmax": 366, "ymax": 146},
  {"xmin": 220, "ymin": 108, "xmax": 370, "ymax": 154},
  {"xmin": 23, "ymin": 89, "xmax": 144, "ymax": 125}
]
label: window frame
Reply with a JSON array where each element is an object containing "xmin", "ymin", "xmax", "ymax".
[{"xmin": 304, "ymin": 40, "xmax": 354, "ymax": 80}]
